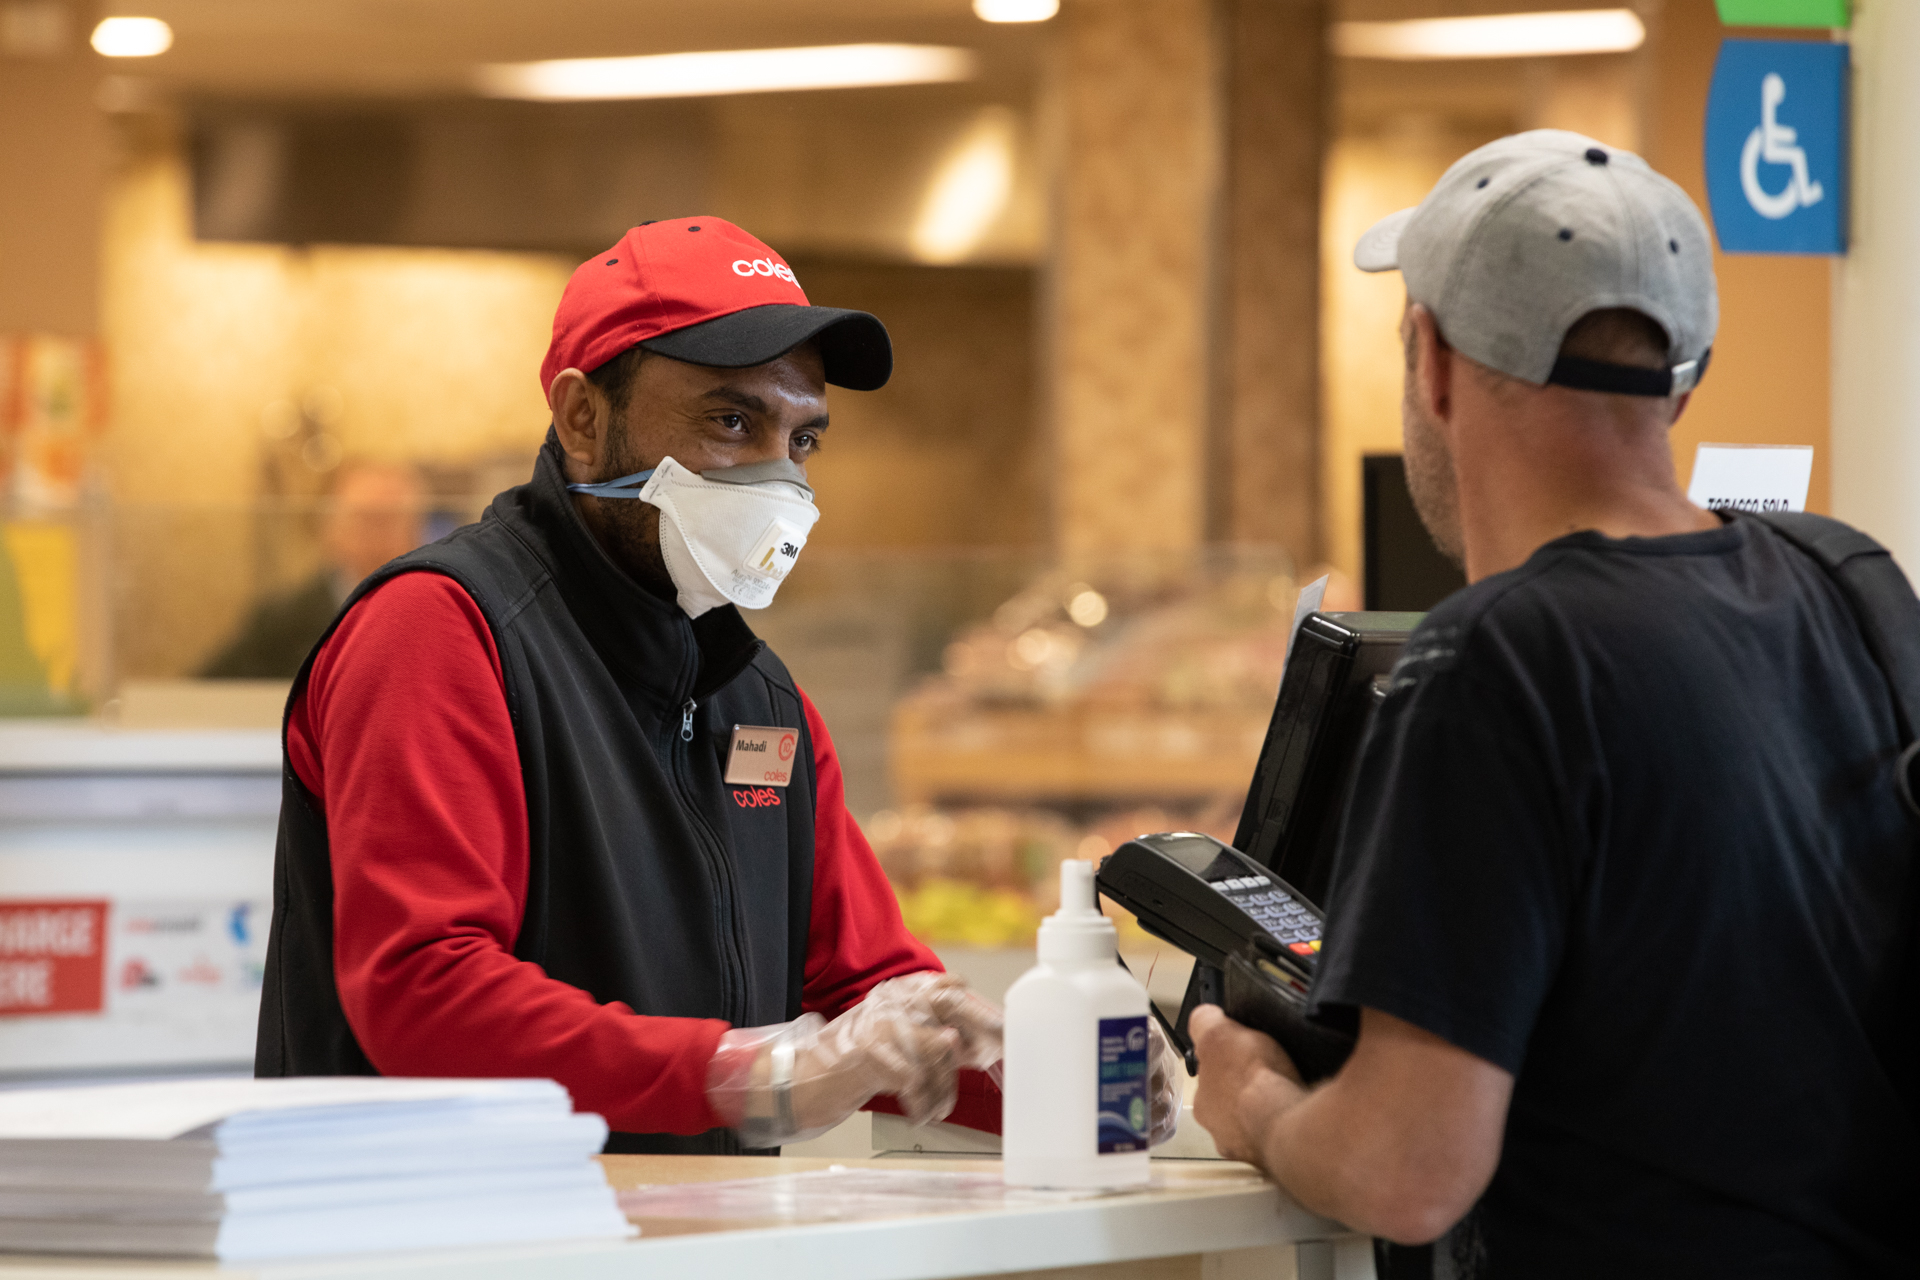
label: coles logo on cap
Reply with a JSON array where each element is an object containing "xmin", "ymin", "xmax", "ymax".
[
  {"xmin": 542, "ymin": 217, "xmax": 809, "ymax": 397},
  {"xmin": 732, "ymin": 258, "xmax": 797, "ymax": 284}
]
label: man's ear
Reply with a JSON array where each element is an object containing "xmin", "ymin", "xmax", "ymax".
[
  {"xmin": 1406, "ymin": 304, "xmax": 1453, "ymax": 426},
  {"xmin": 548, "ymin": 369, "xmax": 607, "ymax": 470}
]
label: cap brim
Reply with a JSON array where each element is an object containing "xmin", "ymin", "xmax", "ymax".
[
  {"xmin": 1354, "ymin": 208, "xmax": 1415, "ymax": 273},
  {"xmin": 640, "ymin": 304, "xmax": 893, "ymax": 391}
]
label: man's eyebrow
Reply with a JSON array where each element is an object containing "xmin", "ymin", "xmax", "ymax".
[{"xmin": 703, "ymin": 386, "xmax": 770, "ymax": 413}]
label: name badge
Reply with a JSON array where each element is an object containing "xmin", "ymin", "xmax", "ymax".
[{"xmin": 725, "ymin": 725, "xmax": 799, "ymax": 787}]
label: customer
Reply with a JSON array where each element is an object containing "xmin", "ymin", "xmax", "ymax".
[
  {"xmin": 256, "ymin": 219, "xmax": 1011, "ymax": 1152},
  {"xmin": 200, "ymin": 460, "xmax": 426, "ymax": 678},
  {"xmin": 1189, "ymin": 132, "xmax": 1915, "ymax": 1276}
]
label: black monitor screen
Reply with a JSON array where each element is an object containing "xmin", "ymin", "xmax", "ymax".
[
  {"xmin": 1363, "ymin": 453, "xmax": 1466, "ymax": 611},
  {"xmin": 1230, "ymin": 611, "xmax": 1420, "ymax": 907}
]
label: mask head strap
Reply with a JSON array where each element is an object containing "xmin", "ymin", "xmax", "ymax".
[{"xmin": 566, "ymin": 468, "xmax": 655, "ymax": 500}]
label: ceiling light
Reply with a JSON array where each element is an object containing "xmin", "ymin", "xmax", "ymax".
[
  {"xmin": 90, "ymin": 15, "xmax": 171, "ymax": 58},
  {"xmin": 1066, "ymin": 588, "xmax": 1110, "ymax": 628},
  {"xmin": 973, "ymin": 0, "xmax": 1060, "ymax": 22},
  {"xmin": 1332, "ymin": 9, "xmax": 1645, "ymax": 60},
  {"xmin": 475, "ymin": 43, "xmax": 977, "ymax": 102},
  {"xmin": 910, "ymin": 107, "xmax": 1017, "ymax": 264}
]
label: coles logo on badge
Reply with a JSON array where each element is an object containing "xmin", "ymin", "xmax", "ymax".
[{"xmin": 725, "ymin": 725, "xmax": 799, "ymax": 788}]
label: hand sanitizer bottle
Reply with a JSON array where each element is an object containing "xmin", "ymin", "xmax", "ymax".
[{"xmin": 1002, "ymin": 859, "xmax": 1152, "ymax": 1189}]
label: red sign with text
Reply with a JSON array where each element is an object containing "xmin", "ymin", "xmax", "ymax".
[{"xmin": 0, "ymin": 900, "xmax": 108, "ymax": 1015}]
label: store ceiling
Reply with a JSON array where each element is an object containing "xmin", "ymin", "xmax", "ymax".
[
  {"xmin": 114, "ymin": 0, "xmax": 1644, "ymax": 97},
  {"xmin": 110, "ymin": 0, "xmax": 1040, "ymax": 97}
]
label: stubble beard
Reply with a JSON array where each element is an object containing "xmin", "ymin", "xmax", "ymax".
[
  {"xmin": 589, "ymin": 417, "xmax": 678, "ymax": 600},
  {"xmin": 1402, "ymin": 388, "xmax": 1467, "ymax": 571}
]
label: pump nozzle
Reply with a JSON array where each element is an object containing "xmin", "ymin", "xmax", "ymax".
[
  {"xmin": 1058, "ymin": 859, "xmax": 1098, "ymax": 916},
  {"xmin": 1038, "ymin": 860, "xmax": 1114, "ymax": 963}
]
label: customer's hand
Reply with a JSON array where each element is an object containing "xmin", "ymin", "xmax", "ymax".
[{"xmin": 1188, "ymin": 1004, "xmax": 1303, "ymax": 1169}]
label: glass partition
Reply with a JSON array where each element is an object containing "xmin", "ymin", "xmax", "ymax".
[{"xmin": 5, "ymin": 494, "xmax": 1289, "ymax": 960}]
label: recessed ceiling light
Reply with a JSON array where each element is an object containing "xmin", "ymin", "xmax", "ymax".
[
  {"xmin": 475, "ymin": 44, "xmax": 977, "ymax": 102},
  {"xmin": 90, "ymin": 15, "xmax": 172, "ymax": 58},
  {"xmin": 911, "ymin": 108, "xmax": 1018, "ymax": 264},
  {"xmin": 1332, "ymin": 9, "xmax": 1645, "ymax": 60},
  {"xmin": 973, "ymin": 0, "xmax": 1060, "ymax": 22}
]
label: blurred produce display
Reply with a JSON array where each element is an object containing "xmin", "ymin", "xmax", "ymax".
[
  {"xmin": 869, "ymin": 800, "xmax": 1240, "ymax": 949},
  {"xmin": 874, "ymin": 550, "xmax": 1324, "ymax": 949},
  {"xmin": 891, "ymin": 549, "xmax": 1297, "ymax": 806}
]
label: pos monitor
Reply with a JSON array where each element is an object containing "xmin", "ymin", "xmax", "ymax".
[
  {"xmin": 1164, "ymin": 610, "xmax": 1422, "ymax": 1057},
  {"xmin": 1231, "ymin": 611, "xmax": 1424, "ymax": 907}
]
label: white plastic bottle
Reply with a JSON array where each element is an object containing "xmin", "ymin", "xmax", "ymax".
[{"xmin": 1002, "ymin": 859, "xmax": 1152, "ymax": 1189}]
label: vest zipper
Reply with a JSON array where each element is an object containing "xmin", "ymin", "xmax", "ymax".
[{"xmin": 667, "ymin": 671, "xmax": 751, "ymax": 1027}]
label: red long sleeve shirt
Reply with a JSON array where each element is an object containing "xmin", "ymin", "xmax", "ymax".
[{"xmin": 286, "ymin": 570, "xmax": 990, "ymax": 1136}]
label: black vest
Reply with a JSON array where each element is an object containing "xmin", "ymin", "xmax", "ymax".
[{"xmin": 255, "ymin": 435, "xmax": 818, "ymax": 1154}]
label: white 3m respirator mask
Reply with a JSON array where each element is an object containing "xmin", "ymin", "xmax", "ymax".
[{"xmin": 568, "ymin": 456, "xmax": 819, "ymax": 618}]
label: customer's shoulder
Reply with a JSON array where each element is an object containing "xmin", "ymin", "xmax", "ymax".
[
  {"xmin": 1406, "ymin": 557, "xmax": 1554, "ymax": 650},
  {"xmin": 1389, "ymin": 543, "xmax": 1622, "ymax": 693}
]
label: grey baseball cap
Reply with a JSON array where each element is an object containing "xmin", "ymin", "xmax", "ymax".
[{"xmin": 1355, "ymin": 130, "xmax": 1718, "ymax": 397}]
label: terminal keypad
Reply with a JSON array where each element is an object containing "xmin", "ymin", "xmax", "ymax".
[{"xmin": 1210, "ymin": 874, "xmax": 1323, "ymax": 964}]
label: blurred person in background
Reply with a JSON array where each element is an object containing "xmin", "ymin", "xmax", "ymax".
[
  {"xmin": 200, "ymin": 460, "xmax": 426, "ymax": 678},
  {"xmin": 1190, "ymin": 132, "xmax": 1915, "ymax": 1276},
  {"xmin": 254, "ymin": 219, "xmax": 1139, "ymax": 1154}
]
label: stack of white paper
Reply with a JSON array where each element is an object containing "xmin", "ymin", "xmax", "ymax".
[{"xmin": 0, "ymin": 1077, "xmax": 633, "ymax": 1260}]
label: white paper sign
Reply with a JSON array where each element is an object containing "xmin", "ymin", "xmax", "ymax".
[
  {"xmin": 1286, "ymin": 575, "xmax": 1330, "ymax": 662},
  {"xmin": 1686, "ymin": 443, "xmax": 1813, "ymax": 514}
]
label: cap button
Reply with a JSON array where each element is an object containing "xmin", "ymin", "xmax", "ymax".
[{"xmin": 1585, "ymin": 147, "xmax": 1609, "ymax": 165}]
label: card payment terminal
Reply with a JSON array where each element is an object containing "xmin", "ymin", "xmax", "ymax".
[
  {"xmin": 1095, "ymin": 831, "xmax": 1323, "ymax": 981},
  {"xmin": 1097, "ymin": 831, "xmax": 1357, "ymax": 1081}
]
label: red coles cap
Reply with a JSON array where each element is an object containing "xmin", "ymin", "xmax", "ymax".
[{"xmin": 540, "ymin": 218, "xmax": 892, "ymax": 398}]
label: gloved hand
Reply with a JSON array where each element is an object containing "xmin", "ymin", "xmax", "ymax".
[
  {"xmin": 1146, "ymin": 1016, "xmax": 1184, "ymax": 1146},
  {"xmin": 705, "ymin": 972, "xmax": 999, "ymax": 1148},
  {"xmin": 866, "ymin": 970, "xmax": 1004, "ymax": 1076}
]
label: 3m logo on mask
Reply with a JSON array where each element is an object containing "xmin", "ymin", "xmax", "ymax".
[
  {"xmin": 732, "ymin": 258, "xmax": 798, "ymax": 285},
  {"xmin": 742, "ymin": 518, "xmax": 808, "ymax": 582}
]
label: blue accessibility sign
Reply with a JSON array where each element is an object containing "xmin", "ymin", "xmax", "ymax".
[{"xmin": 1704, "ymin": 39, "xmax": 1848, "ymax": 255}]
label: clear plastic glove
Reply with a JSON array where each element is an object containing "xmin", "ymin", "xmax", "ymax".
[
  {"xmin": 705, "ymin": 972, "xmax": 998, "ymax": 1148},
  {"xmin": 1147, "ymin": 1016, "xmax": 1184, "ymax": 1146},
  {"xmin": 866, "ymin": 971, "xmax": 1004, "ymax": 1075}
]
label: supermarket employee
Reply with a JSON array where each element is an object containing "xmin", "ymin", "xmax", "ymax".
[{"xmin": 256, "ymin": 219, "xmax": 1002, "ymax": 1153}]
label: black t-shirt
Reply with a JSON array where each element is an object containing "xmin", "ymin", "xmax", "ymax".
[{"xmin": 1311, "ymin": 518, "xmax": 1917, "ymax": 1277}]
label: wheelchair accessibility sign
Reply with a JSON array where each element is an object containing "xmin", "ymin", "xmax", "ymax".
[{"xmin": 1705, "ymin": 40, "xmax": 1848, "ymax": 255}]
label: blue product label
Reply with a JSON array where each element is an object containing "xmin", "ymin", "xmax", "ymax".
[{"xmin": 1096, "ymin": 1015, "xmax": 1150, "ymax": 1154}]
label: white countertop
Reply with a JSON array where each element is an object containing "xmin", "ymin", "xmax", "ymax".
[{"xmin": 0, "ymin": 1155, "xmax": 1362, "ymax": 1280}]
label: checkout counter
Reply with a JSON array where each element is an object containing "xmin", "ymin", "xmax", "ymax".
[{"xmin": 0, "ymin": 1153, "xmax": 1372, "ymax": 1280}]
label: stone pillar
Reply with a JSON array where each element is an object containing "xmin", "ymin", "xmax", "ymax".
[
  {"xmin": 1832, "ymin": 0, "xmax": 1920, "ymax": 572},
  {"xmin": 0, "ymin": 5, "xmax": 107, "ymax": 335},
  {"xmin": 1048, "ymin": 0, "xmax": 1223, "ymax": 560},
  {"xmin": 1213, "ymin": 0, "xmax": 1327, "ymax": 561}
]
